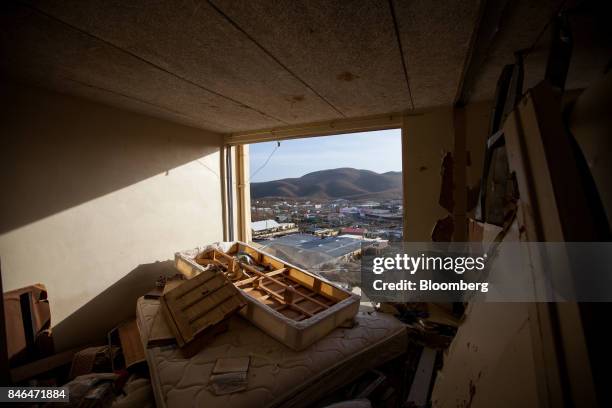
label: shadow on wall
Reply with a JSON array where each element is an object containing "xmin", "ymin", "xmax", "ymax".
[
  {"xmin": 51, "ymin": 259, "xmax": 178, "ymax": 352},
  {"xmin": 0, "ymin": 81, "xmax": 221, "ymax": 234}
]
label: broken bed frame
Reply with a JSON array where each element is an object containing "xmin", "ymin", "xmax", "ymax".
[{"xmin": 175, "ymin": 242, "xmax": 360, "ymax": 351}]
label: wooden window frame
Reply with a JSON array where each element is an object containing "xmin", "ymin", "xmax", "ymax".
[{"xmin": 222, "ymin": 113, "xmax": 405, "ymax": 243}]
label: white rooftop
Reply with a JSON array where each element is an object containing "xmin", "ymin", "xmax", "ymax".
[{"xmin": 251, "ymin": 219, "xmax": 280, "ymax": 232}]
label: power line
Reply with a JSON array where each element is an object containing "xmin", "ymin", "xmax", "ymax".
[{"xmin": 248, "ymin": 141, "xmax": 280, "ymax": 183}]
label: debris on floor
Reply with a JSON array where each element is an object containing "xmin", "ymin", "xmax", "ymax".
[
  {"xmin": 406, "ymin": 347, "xmax": 437, "ymax": 407},
  {"xmin": 70, "ymin": 346, "xmax": 118, "ymax": 379},
  {"xmin": 63, "ymin": 373, "xmax": 119, "ymax": 408},
  {"xmin": 111, "ymin": 375, "xmax": 155, "ymax": 408},
  {"xmin": 176, "ymin": 242, "xmax": 360, "ymax": 351},
  {"xmin": 3, "ymin": 244, "xmax": 464, "ymax": 408},
  {"xmin": 322, "ymin": 399, "xmax": 373, "ymax": 408},
  {"xmin": 160, "ymin": 265, "xmax": 245, "ymax": 356},
  {"xmin": 115, "ymin": 319, "xmax": 146, "ymax": 369},
  {"xmin": 4, "ymin": 284, "xmax": 52, "ymax": 366},
  {"xmin": 377, "ymin": 302, "xmax": 460, "ymax": 350}
]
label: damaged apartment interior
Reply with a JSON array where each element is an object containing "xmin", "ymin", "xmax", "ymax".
[{"xmin": 1, "ymin": 0, "xmax": 611, "ymax": 407}]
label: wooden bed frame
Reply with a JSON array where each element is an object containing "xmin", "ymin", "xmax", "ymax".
[{"xmin": 175, "ymin": 242, "xmax": 360, "ymax": 350}]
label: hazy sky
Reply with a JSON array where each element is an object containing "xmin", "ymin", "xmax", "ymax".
[{"xmin": 249, "ymin": 129, "xmax": 402, "ymax": 182}]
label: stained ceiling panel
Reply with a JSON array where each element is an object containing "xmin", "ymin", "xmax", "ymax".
[
  {"xmin": 2, "ymin": 0, "xmax": 609, "ymax": 135},
  {"xmin": 393, "ymin": 0, "xmax": 482, "ymax": 108},
  {"xmin": 1, "ymin": 5, "xmax": 280, "ymax": 132},
  {"xmin": 210, "ymin": 0, "xmax": 413, "ymax": 117},
  {"xmin": 26, "ymin": 0, "xmax": 342, "ymax": 125}
]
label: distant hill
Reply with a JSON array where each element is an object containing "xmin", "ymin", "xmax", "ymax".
[{"xmin": 250, "ymin": 168, "xmax": 402, "ymax": 200}]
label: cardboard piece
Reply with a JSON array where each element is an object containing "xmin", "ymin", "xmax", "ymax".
[
  {"xmin": 209, "ymin": 356, "xmax": 250, "ymax": 395},
  {"xmin": 117, "ymin": 319, "xmax": 145, "ymax": 368}
]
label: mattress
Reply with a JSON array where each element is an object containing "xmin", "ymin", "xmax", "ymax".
[{"xmin": 136, "ymin": 297, "xmax": 407, "ymax": 408}]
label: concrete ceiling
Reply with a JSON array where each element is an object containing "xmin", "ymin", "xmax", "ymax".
[{"xmin": 2, "ymin": 0, "xmax": 610, "ymax": 134}]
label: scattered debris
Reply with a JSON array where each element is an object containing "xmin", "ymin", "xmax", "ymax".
[
  {"xmin": 63, "ymin": 373, "xmax": 119, "ymax": 407},
  {"xmin": 322, "ymin": 398, "xmax": 372, "ymax": 408},
  {"xmin": 208, "ymin": 356, "xmax": 250, "ymax": 395},
  {"xmin": 377, "ymin": 302, "xmax": 459, "ymax": 350},
  {"xmin": 407, "ymin": 347, "xmax": 437, "ymax": 407},
  {"xmin": 111, "ymin": 375, "xmax": 154, "ymax": 408},
  {"xmin": 3, "ymin": 245, "xmax": 463, "ymax": 408},
  {"xmin": 70, "ymin": 346, "xmax": 118, "ymax": 379},
  {"xmin": 160, "ymin": 267, "xmax": 245, "ymax": 354},
  {"xmin": 116, "ymin": 319, "xmax": 145, "ymax": 369},
  {"xmin": 9, "ymin": 346, "xmax": 82, "ymax": 384},
  {"xmin": 143, "ymin": 288, "xmax": 163, "ymax": 300},
  {"xmin": 177, "ymin": 242, "xmax": 360, "ymax": 351},
  {"xmin": 4, "ymin": 284, "xmax": 52, "ymax": 365}
]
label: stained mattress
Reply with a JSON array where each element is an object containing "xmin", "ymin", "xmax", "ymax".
[{"xmin": 136, "ymin": 297, "xmax": 407, "ymax": 408}]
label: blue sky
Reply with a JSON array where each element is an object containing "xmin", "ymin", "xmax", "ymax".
[{"xmin": 248, "ymin": 129, "xmax": 402, "ymax": 182}]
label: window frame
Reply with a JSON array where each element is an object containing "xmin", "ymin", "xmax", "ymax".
[{"xmin": 222, "ymin": 113, "xmax": 406, "ymax": 243}]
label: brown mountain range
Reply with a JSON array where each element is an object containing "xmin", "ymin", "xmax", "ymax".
[{"xmin": 250, "ymin": 168, "xmax": 402, "ymax": 200}]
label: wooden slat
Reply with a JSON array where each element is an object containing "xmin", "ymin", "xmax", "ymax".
[
  {"xmin": 235, "ymin": 268, "xmax": 287, "ymax": 287},
  {"xmin": 266, "ymin": 276, "xmax": 330, "ymax": 309},
  {"xmin": 210, "ymin": 249, "xmax": 333, "ymax": 308},
  {"xmin": 273, "ymin": 304, "xmax": 309, "ymax": 320},
  {"xmin": 194, "ymin": 258, "xmax": 216, "ymax": 266},
  {"xmin": 117, "ymin": 319, "xmax": 145, "ymax": 368},
  {"xmin": 170, "ymin": 275, "xmax": 227, "ymax": 312},
  {"xmin": 283, "ymin": 285, "xmax": 295, "ymax": 304},
  {"xmin": 203, "ymin": 248, "xmax": 344, "ymax": 302},
  {"xmin": 165, "ymin": 269, "xmax": 217, "ymax": 299},
  {"xmin": 272, "ymin": 286, "xmax": 327, "ymax": 312},
  {"xmin": 197, "ymin": 248, "xmax": 346, "ymax": 323},
  {"xmin": 192, "ymin": 297, "xmax": 244, "ymax": 336},
  {"xmin": 277, "ymin": 276, "xmax": 334, "ymax": 305},
  {"xmin": 187, "ymin": 285, "xmax": 237, "ymax": 324},
  {"xmin": 235, "ymin": 259, "xmax": 331, "ymax": 310},
  {"xmin": 160, "ymin": 269, "xmax": 245, "ymax": 347},
  {"xmin": 285, "ymin": 268, "xmax": 344, "ymax": 302},
  {"xmin": 160, "ymin": 296, "xmax": 187, "ymax": 345},
  {"xmin": 256, "ymin": 283, "xmax": 314, "ymax": 317},
  {"xmin": 293, "ymin": 286, "xmax": 333, "ymax": 306}
]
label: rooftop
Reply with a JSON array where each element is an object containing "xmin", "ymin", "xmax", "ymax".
[
  {"xmin": 258, "ymin": 233, "xmax": 363, "ymax": 259},
  {"xmin": 251, "ymin": 219, "xmax": 280, "ymax": 232}
]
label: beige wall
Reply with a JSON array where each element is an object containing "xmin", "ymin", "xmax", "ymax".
[
  {"xmin": 0, "ymin": 83, "xmax": 224, "ymax": 348},
  {"xmin": 432, "ymin": 301, "xmax": 540, "ymax": 408},
  {"xmin": 402, "ymin": 103, "xmax": 490, "ymax": 241},
  {"xmin": 432, "ymin": 102, "xmax": 544, "ymax": 408},
  {"xmin": 402, "ymin": 108, "xmax": 455, "ymax": 241}
]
